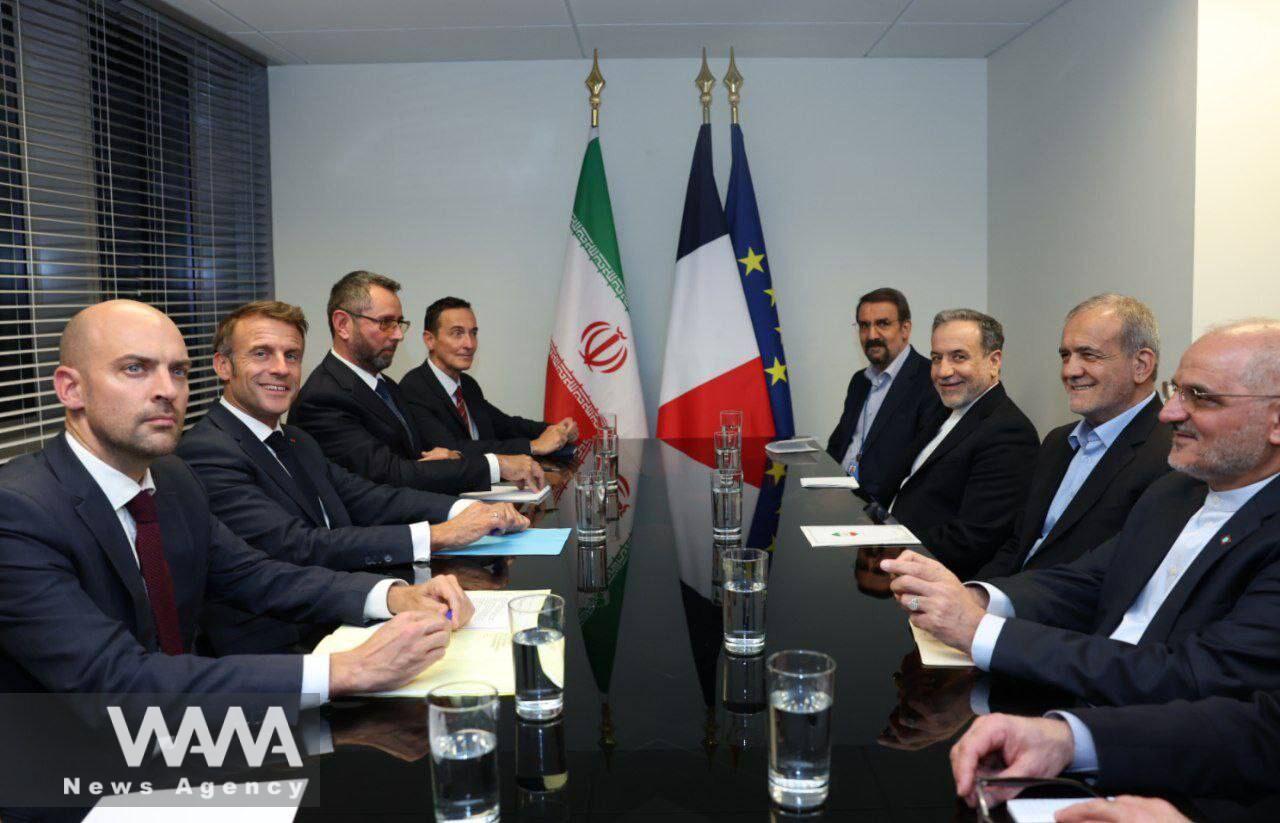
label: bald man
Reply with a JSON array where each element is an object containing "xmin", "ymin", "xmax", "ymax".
[{"xmin": 0, "ymin": 300, "xmax": 474, "ymax": 711}]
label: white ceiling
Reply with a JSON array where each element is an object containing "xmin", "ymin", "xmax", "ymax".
[{"xmin": 154, "ymin": 0, "xmax": 1072, "ymax": 64}]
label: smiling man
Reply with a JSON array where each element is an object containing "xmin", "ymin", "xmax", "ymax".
[
  {"xmin": 177, "ymin": 300, "xmax": 529, "ymax": 654},
  {"xmin": 977, "ymin": 294, "xmax": 1173, "ymax": 578},
  {"xmin": 881, "ymin": 309, "xmax": 1039, "ymax": 578},
  {"xmin": 884, "ymin": 319, "xmax": 1280, "ymax": 706}
]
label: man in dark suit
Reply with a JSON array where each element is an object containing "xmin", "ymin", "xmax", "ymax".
[
  {"xmin": 978, "ymin": 294, "xmax": 1173, "ymax": 578},
  {"xmin": 178, "ymin": 300, "xmax": 529, "ymax": 654},
  {"xmin": 401, "ymin": 296, "xmax": 578, "ymax": 457},
  {"xmin": 290, "ymin": 270, "xmax": 543, "ymax": 493},
  {"xmin": 950, "ymin": 692, "xmax": 1280, "ymax": 814},
  {"xmin": 884, "ymin": 319, "xmax": 1280, "ymax": 706},
  {"xmin": 826, "ymin": 287, "xmax": 944, "ymax": 503},
  {"xmin": 0, "ymin": 300, "xmax": 474, "ymax": 709},
  {"xmin": 881, "ymin": 309, "xmax": 1040, "ymax": 578}
]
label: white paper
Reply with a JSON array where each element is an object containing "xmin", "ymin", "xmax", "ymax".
[
  {"xmin": 800, "ymin": 476, "xmax": 860, "ymax": 489},
  {"xmin": 1008, "ymin": 798, "xmax": 1103, "ymax": 822},
  {"xmin": 464, "ymin": 589, "xmax": 551, "ymax": 631},
  {"xmin": 764, "ymin": 437, "xmax": 822, "ymax": 454},
  {"xmin": 801, "ymin": 524, "xmax": 920, "ymax": 547},
  {"xmin": 460, "ymin": 485, "xmax": 551, "ymax": 504},
  {"xmin": 910, "ymin": 622, "xmax": 974, "ymax": 667}
]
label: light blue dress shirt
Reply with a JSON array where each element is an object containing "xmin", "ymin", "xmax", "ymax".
[
  {"xmin": 841, "ymin": 344, "xmax": 913, "ymax": 477},
  {"xmin": 1022, "ymin": 394, "xmax": 1157, "ymax": 566}
]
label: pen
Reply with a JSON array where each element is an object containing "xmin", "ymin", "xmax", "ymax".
[{"xmin": 445, "ymin": 609, "xmax": 454, "ymax": 621}]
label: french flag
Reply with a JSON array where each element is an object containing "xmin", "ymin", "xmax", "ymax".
[{"xmin": 656, "ymin": 123, "xmax": 775, "ymax": 439}]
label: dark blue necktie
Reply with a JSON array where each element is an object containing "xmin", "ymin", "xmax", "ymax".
[{"xmin": 374, "ymin": 377, "xmax": 417, "ymax": 448}]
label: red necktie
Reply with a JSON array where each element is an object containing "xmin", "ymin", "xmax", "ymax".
[
  {"xmin": 453, "ymin": 388, "xmax": 471, "ymax": 436},
  {"xmin": 125, "ymin": 490, "xmax": 184, "ymax": 655}
]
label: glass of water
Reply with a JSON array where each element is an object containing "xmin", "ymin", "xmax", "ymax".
[
  {"xmin": 595, "ymin": 430, "xmax": 619, "ymax": 492},
  {"xmin": 428, "ymin": 682, "xmax": 500, "ymax": 822},
  {"xmin": 574, "ymin": 467, "xmax": 606, "ymax": 543},
  {"xmin": 711, "ymin": 469, "xmax": 744, "ymax": 540},
  {"xmin": 721, "ymin": 548, "xmax": 767, "ymax": 654},
  {"xmin": 599, "ymin": 412, "xmax": 617, "ymax": 436},
  {"xmin": 767, "ymin": 650, "xmax": 836, "ymax": 811},
  {"xmin": 720, "ymin": 409, "xmax": 743, "ymax": 436},
  {"xmin": 508, "ymin": 594, "xmax": 567, "ymax": 720},
  {"xmin": 714, "ymin": 428, "xmax": 742, "ymax": 472}
]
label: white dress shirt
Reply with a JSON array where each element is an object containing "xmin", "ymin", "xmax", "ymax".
[
  {"xmin": 64, "ymin": 432, "xmax": 398, "ymax": 709},
  {"xmin": 890, "ymin": 383, "xmax": 996, "ymax": 512},
  {"xmin": 330, "ymin": 349, "xmax": 500, "ymax": 483},
  {"xmin": 841, "ymin": 344, "xmax": 912, "ymax": 477},
  {"xmin": 428, "ymin": 358, "xmax": 481, "ymax": 440}
]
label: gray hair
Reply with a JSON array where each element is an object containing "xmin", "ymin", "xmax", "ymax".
[
  {"xmin": 933, "ymin": 308, "xmax": 1004, "ymax": 355},
  {"xmin": 1204, "ymin": 318, "xmax": 1280, "ymax": 393},
  {"xmin": 1066, "ymin": 293, "xmax": 1160, "ymax": 361},
  {"xmin": 326, "ymin": 269, "xmax": 402, "ymax": 336}
]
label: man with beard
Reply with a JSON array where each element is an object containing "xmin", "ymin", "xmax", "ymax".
[
  {"xmin": 883, "ymin": 319, "xmax": 1280, "ymax": 706},
  {"xmin": 827, "ymin": 288, "xmax": 944, "ymax": 503},
  {"xmin": 291, "ymin": 270, "xmax": 543, "ymax": 493}
]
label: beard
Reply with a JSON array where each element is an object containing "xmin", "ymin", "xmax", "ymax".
[
  {"xmin": 96, "ymin": 407, "xmax": 183, "ymax": 460},
  {"xmin": 350, "ymin": 332, "xmax": 397, "ymax": 374},
  {"xmin": 1169, "ymin": 418, "xmax": 1270, "ymax": 483},
  {"xmin": 863, "ymin": 339, "xmax": 889, "ymax": 365}
]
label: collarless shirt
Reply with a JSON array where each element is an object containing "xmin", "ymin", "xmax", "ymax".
[
  {"xmin": 427, "ymin": 358, "xmax": 480, "ymax": 440},
  {"xmin": 1022, "ymin": 393, "xmax": 1158, "ymax": 566},
  {"xmin": 895, "ymin": 382, "xmax": 997, "ymax": 503},
  {"xmin": 841, "ymin": 344, "xmax": 913, "ymax": 477}
]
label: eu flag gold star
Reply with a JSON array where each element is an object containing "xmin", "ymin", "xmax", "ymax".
[
  {"xmin": 765, "ymin": 461, "xmax": 788, "ymax": 485},
  {"xmin": 738, "ymin": 248, "xmax": 765, "ymax": 276},
  {"xmin": 764, "ymin": 357, "xmax": 788, "ymax": 385},
  {"xmin": 764, "ymin": 288, "xmax": 776, "ymax": 307}
]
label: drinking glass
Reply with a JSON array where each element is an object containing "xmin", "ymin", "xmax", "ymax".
[
  {"xmin": 599, "ymin": 412, "xmax": 617, "ymax": 437},
  {"xmin": 710, "ymin": 469, "xmax": 744, "ymax": 540},
  {"xmin": 720, "ymin": 409, "xmax": 743, "ymax": 434},
  {"xmin": 508, "ymin": 594, "xmax": 567, "ymax": 720},
  {"xmin": 428, "ymin": 682, "xmax": 500, "ymax": 822},
  {"xmin": 516, "ymin": 717, "xmax": 568, "ymax": 817},
  {"xmin": 714, "ymin": 428, "xmax": 742, "ymax": 472},
  {"xmin": 576, "ymin": 541, "xmax": 607, "ymax": 593},
  {"xmin": 595, "ymin": 430, "xmax": 619, "ymax": 492},
  {"xmin": 767, "ymin": 651, "xmax": 836, "ymax": 811},
  {"xmin": 574, "ymin": 467, "xmax": 606, "ymax": 543},
  {"xmin": 721, "ymin": 548, "xmax": 768, "ymax": 653}
]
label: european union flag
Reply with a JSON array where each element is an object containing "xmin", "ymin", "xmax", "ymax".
[{"xmin": 726, "ymin": 123, "xmax": 795, "ymax": 439}]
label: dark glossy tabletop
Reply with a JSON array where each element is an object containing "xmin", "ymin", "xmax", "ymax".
[{"xmin": 296, "ymin": 439, "xmax": 981, "ymax": 821}]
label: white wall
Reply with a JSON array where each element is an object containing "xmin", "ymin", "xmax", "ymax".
[
  {"xmin": 987, "ymin": 0, "xmax": 1198, "ymax": 434},
  {"xmin": 1192, "ymin": 0, "xmax": 1280, "ymax": 333},
  {"xmin": 269, "ymin": 58, "xmax": 987, "ymax": 438}
]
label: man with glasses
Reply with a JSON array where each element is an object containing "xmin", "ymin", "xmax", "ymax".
[
  {"xmin": 291, "ymin": 270, "xmax": 543, "ymax": 494},
  {"xmin": 883, "ymin": 319, "xmax": 1280, "ymax": 706},
  {"xmin": 826, "ymin": 288, "xmax": 943, "ymax": 503}
]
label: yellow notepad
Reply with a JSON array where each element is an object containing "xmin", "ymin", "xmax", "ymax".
[{"xmin": 910, "ymin": 622, "xmax": 975, "ymax": 668}]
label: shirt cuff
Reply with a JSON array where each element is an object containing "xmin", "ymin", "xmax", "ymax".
[
  {"xmin": 365, "ymin": 578, "xmax": 402, "ymax": 621},
  {"xmin": 485, "ymin": 454, "xmax": 500, "ymax": 484},
  {"xmin": 300, "ymin": 654, "xmax": 330, "ymax": 710},
  {"xmin": 967, "ymin": 582, "xmax": 1016, "ymax": 618},
  {"xmin": 970, "ymin": 613, "xmax": 1007, "ymax": 672},
  {"xmin": 449, "ymin": 499, "xmax": 476, "ymax": 518},
  {"xmin": 408, "ymin": 522, "xmax": 431, "ymax": 563},
  {"xmin": 1047, "ymin": 711, "xmax": 1100, "ymax": 773}
]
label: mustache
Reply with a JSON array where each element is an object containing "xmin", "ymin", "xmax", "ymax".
[{"xmin": 1172, "ymin": 420, "xmax": 1198, "ymax": 437}]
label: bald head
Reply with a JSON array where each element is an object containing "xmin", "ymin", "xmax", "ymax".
[
  {"xmin": 59, "ymin": 300, "xmax": 180, "ymax": 369},
  {"xmin": 1201, "ymin": 319, "xmax": 1280, "ymax": 394}
]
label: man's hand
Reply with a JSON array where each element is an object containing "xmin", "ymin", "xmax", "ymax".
[
  {"xmin": 556, "ymin": 417, "xmax": 579, "ymax": 443},
  {"xmin": 881, "ymin": 550, "xmax": 988, "ymax": 651},
  {"xmin": 950, "ymin": 714, "xmax": 1075, "ymax": 807},
  {"xmin": 386, "ymin": 573, "xmax": 476, "ymax": 629},
  {"xmin": 530, "ymin": 425, "xmax": 569, "ymax": 456},
  {"xmin": 419, "ymin": 447, "xmax": 462, "ymax": 461},
  {"xmin": 431, "ymin": 502, "xmax": 529, "ymax": 551},
  {"xmin": 497, "ymin": 454, "xmax": 546, "ymax": 489},
  {"xmin": 329, "ymin": 611, "xmax": 451, "ymax": 696},
  {"xmin": 1054, "ymin": 797, "xmax": 1189, "ymax": 823}
]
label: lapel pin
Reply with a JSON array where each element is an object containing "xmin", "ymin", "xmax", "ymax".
[{"xmin": 1220, "ymin": 534, "xmax": 1232, "ymax": 545}]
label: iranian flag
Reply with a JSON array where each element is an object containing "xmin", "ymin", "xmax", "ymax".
[{"xmin": 545, "ymin": 127, "xmax": 648, "ymax": 439}]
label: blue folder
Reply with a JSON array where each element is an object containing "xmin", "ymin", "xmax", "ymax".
[{"xmin": 435, "ymin": 528, "xmax": 571, "ymax": 557}]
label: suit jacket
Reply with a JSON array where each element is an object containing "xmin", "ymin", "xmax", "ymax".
[
  {"xmin": 826, "ymin": 347, "xmax": 944, "ymax": 503},
  {"xmin": 177, "ymin": 402, "xmax": 459, "ymax": 654},
  {"xmin": 1073, "ymin": 690, "xmax": 1280, "ymax": 800},
  {"xmin": 401, "ymin": 361, "xmax": 547, "ymax": 455},
  {"xmin": 986, "ymin": 472, "xmax": 1280, "ymax": 705},
  {"xmin": 0, "ymin": 435, "xmax": 384, "ymax": 699},
  {"xmin": 977, "ymin": 396, "xmax": 1173, "ymax": 578},
  {"xmin": 290, "ymin": 352, "xmax": 491, "ymax": 494},
  {"xmin": 881, "ymin": 382, "xmax": 1040, "ymax": 578}
]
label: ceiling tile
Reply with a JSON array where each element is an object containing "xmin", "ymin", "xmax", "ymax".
[
  {"xmin": 264, "ymin": 26, "xmax": 582, "ymax": 63},
  {"xmin": 569, "ymin": 0, "xmax": 909, "ymax": 26},
  {"xmin": 868, "ymin": 22, "xmax": 1025, "ymax": 57},
  {"xmin": 223, "ymin": 31, "xmax": 307, "ymax": 64},
  {"xmin": 900, "ymin": 0, "xmax": 1066, "ymax": 25},
  {"xmin": 577, "ymin": 23, "xmax": 887, "ymax": 58},
  {"xmin": 156, "ymin": 0, "xmax": 254, "ymax": 32},
  {"xmin": 213, "ymin": 0, "xmax": 572, "ymax": 32}
]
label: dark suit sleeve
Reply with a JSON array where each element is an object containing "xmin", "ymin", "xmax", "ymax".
[
  {"xmin": 826, "ymin": 373, "xmax": 861, "ymax": 461},
  {"xmin": 323, "ymin": 450, "xmax": 457, "ymax": 528},
  {"xmin": 1075, "ymin": 691, "xmax": 1280, "ymax": 798},
  {"xmin": 478, "ymin": 393, "xmax": 546, "ymax": 454},
  {"xmin": 986, "ymin": 534, "xmax": 1121, "ymax": 632}
]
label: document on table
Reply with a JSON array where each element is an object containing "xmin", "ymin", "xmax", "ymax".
[
  {"xmin": 460, "ymin": 484, "xmax": 552, "ymax": 505},
  {"xmin": 801, "ymin": 524, "xmax": 920, "ymax": 547},
  {"xmin": 910, "ymin": 622, "xmax": 974, "ymax": 668},
  {"xmin": 1008, "ymin": 798, "xmax": 1105, "ymax": 822},
  {"xmin": 434, "ymin": 527, "xmax": 570, "ymax": 556},
  {"xmin": 765, "ymin": 437, "xmax": 822, "ymax": 454},
  {"xmin": 312, "ymin": 590, "xmax": 552, "ymax": 697},
  {"xmin": 800, "ymin": 476, "xmax": 860, "ymax": 489}
]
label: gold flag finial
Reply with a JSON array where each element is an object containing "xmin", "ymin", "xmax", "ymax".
[
  {"xmin": 696, "ymin": 47, "xmax": 716, "ymax": 124},
  {"xmin": 723, "ymin": 47, "xmax": 743, "ymax": 124},
  {"xmin": 585, "ymin": 49, "xmax": 605, "ymax": 127}
]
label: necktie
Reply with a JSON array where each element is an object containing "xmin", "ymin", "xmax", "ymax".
[
  {"xmin": 453, "ymin": 387, "xmax": 472, "ymax": 437},
  {"xmin": 374, "ymin": 377, "xmax": 417, "ymax": 448},
  {"xmin": 124, "ymin": 490, "xmax": 184, "ymax": 655},
  {"xmin": 265, "ymin": 431, "xmax": 326, "ymax": 524}
]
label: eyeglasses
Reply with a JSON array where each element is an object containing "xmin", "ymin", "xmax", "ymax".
[
  {"xmin": 975, "ymin": 776, "xmax": 1102, "ymax": 823},
  {"xmin": 341, "ymin": 309, "xmax": 410, "ymax": 334},
  {"xmin": 1161, "ymin": 380, "xmax": 1280, "ymax": 410}
]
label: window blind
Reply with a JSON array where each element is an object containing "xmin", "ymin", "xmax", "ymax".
[{"xmin": 0, "ymin": 0, "xmax": 271, "ymax": 462}]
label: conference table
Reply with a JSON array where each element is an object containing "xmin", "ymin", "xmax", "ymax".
[{"xmin": 295, "ymin": 438, "xmax": 990, "ymax": 821}]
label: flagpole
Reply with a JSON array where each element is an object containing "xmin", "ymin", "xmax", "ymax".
[
  {"xmin": 696, "ymin": 47, "xmax": 715, "ymax": 124},
  {"xmin": 723, "ymin": 47, "xmax": 743, "ymax": 125},
  {"xmin": 585, "ymin": 48, "xmax": 604, "ymax": 128}
]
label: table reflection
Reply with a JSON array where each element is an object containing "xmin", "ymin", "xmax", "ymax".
[{"xmin": 879, "ymin": 651, "xmax": 978, "ymax": 752}]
